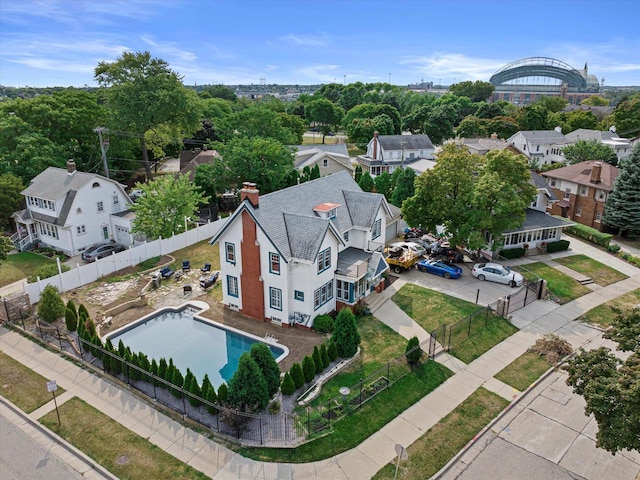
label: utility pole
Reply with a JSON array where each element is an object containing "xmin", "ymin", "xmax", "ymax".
[{"xmin": 94, "ymin": 127, "xmax": 110, "ymax": 178}]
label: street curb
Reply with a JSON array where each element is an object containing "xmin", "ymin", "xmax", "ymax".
[{"xmin": 0, "ymin": 395, "xmax": 119, "ymax": 480}]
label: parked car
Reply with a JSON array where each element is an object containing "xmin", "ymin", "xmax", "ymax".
[
  {"xmin": 471, "ymin": 263, "xmax": 523, "ymax": 287},
  {"xmin": 81, "ymin": 241, "xmax": 126, "ymax": 262},
  {"xmin": 390, "ymin": 241, "xmax": 427, "ymax": 258},
  {"xmin": 416, "ymin": 259, "xmax": 463, "ymax": 279}
]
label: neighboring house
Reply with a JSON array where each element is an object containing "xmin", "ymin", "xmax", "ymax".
[
  {"xmin": 209, "ymin": 172, "xmax": 391, "ymax": 328},
  {"xmin": 561, "ymin": 104, "xmax": 614, "ymax": 122},
  {"xmin": 564, "ymin": 128, "xmax": 633, "ymax": 162},
  {"xmin": 507, "ymin": 129, "xmax": 569, "ymax": 166},
  {"xmin": 357, "ymin": 132, "xmax": 435, "ymax": 177},
  {"xmin": 483, "ymin": 170, "xmax": 572, "ymax": 257},
  {"xmin": 177, "ymin": 147, "xmax": 219, "ymax": 182},
  {"xmin": 450, "ymin": 136, "xmax": 511, "ymax": 156},
  {"xmin": 11, "ymin": 160, "xmax": 134, "ymax": 255},
  {"xmin": 542, "ymin": 160, "xmax": 618, "ymax": 232},
  {"xmin": 293, "ymin": 144, "xmax": 354, "ymax": 176}
]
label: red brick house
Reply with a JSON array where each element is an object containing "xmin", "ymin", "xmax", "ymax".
[{"xmin": 542, "ymin": 161, "xmax": 618, "ymax": 231}]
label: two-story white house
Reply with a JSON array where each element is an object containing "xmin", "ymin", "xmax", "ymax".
[
  {"xmin": 564, "ymin": 128, "xmax": 633, "ymax": 162},
  {"xmin": 507, "ymin": 128, "xmax": 569, "ymax": 166},
  {"xmin": 11, "ymin": 160, "xmax": 134, "ymax": 255},
  {"xmin": 209, "ymin": 172, "xmax": 391, "ymax": 328},
  {"xmin": 356, "ymin": 132, "xmax": 435, "ymax": 177}
]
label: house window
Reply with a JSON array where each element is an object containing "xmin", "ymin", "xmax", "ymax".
[
  {"xmin": 564, "ymin": 189, "xmax": 570, "ymax": 199},
  {"xmin": 97, "ymin": 201, "xmax": 104, "ymax": 212},
  {"xmin": 595, "ymin": 212, "xmax": 602, "ymax": 222},
  {"xmin": 323, "ymin": 159, "xmax": 328, "ymax": 167},
  {"xmin": 550, "ymin": 180, "xmax": 556, "ymax": 187},
  {"xmin": 343, "ymin": 231, "xmax": 349, "ymax": 242},
  {"xmin": 269, "ymin": 287, "xmax": 282, "ymax": 310},
  {"xmin": 225, "ymin": 242, "xmax": 236, "ymax": 263},
  {"xmin": 317, "ymin": 247, "xmax": 331, "ymax": 274},
  {"xmin": 575, "ymin": 206, "xmax": 582, "ymax": 216},
  {"xmin": 113, "ymin": 194, "xmax": 119, "ymax": 205},
  {"xmin": 76, "ymin": 225, "xmax": 86, "ymax": 235},
  {"xmin": 336, "ymin": 279, "xmax": 350, "ymax": 301},
  {"xmin": 227, "ymin": 275, "xmax": 239, "ymax": 297},
  {"xmin": 314, "ymin": 280, "xmax": 333, "ymax": 310},
  {"xmin": 38, "ymin": 223, "xmax": 59, "ymax": 239},
  {"xmin": 294, "ymin": 290, "xmax": 304, "ymax": 301},
  {"xmin": 598, "ymin": 191, "xmax": 605, "ymax": 201},
  {"xmin": 579, "ymin": 187, "xmax": 587, "ymax": 196},
  {"xmin": 371, "ymin": 218, "xmax": 382, "ymax": 240},
  {"xmin": 269, "ymin": 252, "xmax": 280, "ymax": 274},
  {"xmin": 92, "ymin": 182, "xmax": 100, "ymax": 188}
]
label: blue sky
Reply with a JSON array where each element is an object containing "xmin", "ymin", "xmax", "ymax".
[{"xmin": 1, "ymin": 0, "xmax": 639, "ymax": 88}]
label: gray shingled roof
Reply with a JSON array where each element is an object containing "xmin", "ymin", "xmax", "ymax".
[
  {"xmin": 503, "ymin": 208, "xmax": 573, "ymax": 233},
  {"xmin": 377, "ymin": 134, "xmax": 434, "ymax": 150},
  {"xmin": 294, "ymin": 144, "xmax": 349, "ymax": 156},
  {"xmin": 516, "ymin": 130, "xmax": 568, "ymax": 143},
  {"xmin": 22, "ymin": 168, "xmax": 101, "ymax": 200},
  {"xmin": 212, "ymin": 171, "xmax": 388, "ymax": 262},
  {"xmin": 564, "ymin": 129, "xmax": 629, "ymax": 143}
]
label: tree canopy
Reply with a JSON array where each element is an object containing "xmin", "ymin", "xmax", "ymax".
[
  {"xmin": 562, "ymin": 139, "xmax": 618, "ymax": 166},
  {"xmin": 612, "ymin": 93, "xmax": 640, "ymax": 138},
  {"xmin": 449, "ymin": 81, "xmax": 495, "ymax": 102},
  {"xmin": 565, "ymin": 306, "xmax": 640, "ymax": 454},
  {"xmin": 227, "ymin": 352, "xmax": 270, "ymax": 412},
  {"xmin": 130, "ymin": 174, "xmax": 210, "ymax": 240},
  {"xmin": 603, "ymin": 143, "xmax": 640, "ymax": 237},
  {"xmin": 95, "ymin": 51, "xmax": 201, "ymax": 180},
  {"xmin": 0, "ymin": 173, "xmax": 24, "ymax": 229},
  {"xmin": 403, "ymin": 145, "xmax": 536, "ymax": 250}
]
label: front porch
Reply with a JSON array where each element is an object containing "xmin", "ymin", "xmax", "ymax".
[
  {"xmin": 335, "ymin": 247, "xmax": 389, "ymax": 306},
  {"xmin": 11, "ymin": 209, "xmax": 39, "ymax": 252}
]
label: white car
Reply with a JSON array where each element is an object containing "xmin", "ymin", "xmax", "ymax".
[
  {"xmin": 389, "ymin": 241, "xmax": 427, "ymax": 258},
  {"xmin": 471, "ymin": 263, "xmax": 523, "ymax": 287}
]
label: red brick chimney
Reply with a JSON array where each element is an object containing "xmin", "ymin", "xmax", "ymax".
[
  {"xmin": 240, "ymin": 182, "xmax": 259, "ymax": 207},
  {"xmin": 67, "ymin": 159, "xmax": 76, "ymax": 174},
  {"xmin": 590, "ymin": 162, "xmax": 602, "ymax": 184},
  {"xmin": 372, "ymin": 131, "xmax": 379, "ymax": 159}
]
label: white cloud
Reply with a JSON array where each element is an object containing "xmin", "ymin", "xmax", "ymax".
[
  {"xmin": 281, "ymin": 34, "xmax": 328, "ymax": 47},
  {"xmin": 296, "ymin": 64, "xmax": 340, "ymax": 83},
  {"xmin": 400, "ymin": 53, "xmax": 507, "ymax": 82},
  {"xmin": 140, "ymin": 35, "xmax": 198, "ymax": 62}
]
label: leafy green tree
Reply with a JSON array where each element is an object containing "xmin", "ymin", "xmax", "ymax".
[
  {"xmin": 0, "ymin": 236, "xmax": 13, "ymax": 262},
  {"xmin": 405, "ymin": 336, "xmax": 423, "ymax": 365},
  {"xmin": 250, "ymin": 343, "xmax": 281, "ymax": 397},
  {"xmin": 280, "ymin": 372, "xmax": 295, "ymax": 396},
  {"xmin": 423, "ymin": 103, "xmax": 458, "ymax": 145},
  {"xmin": 536, "ymin": 96, "xmax": 568, "ymax": 113},
  {"xmin": 27, "ymin": 264, "xmax": 70, "ymax": 284},
  {"xmin": 346, "ymin": 115, "xmax": 394, "ymax": 148},
  {"xmin": 320, "ymin": 343, "xmax": 330, "ymax": 369},
  {"xmin": 227, "ymin": 352, "xmax": 269, "ymax": 412},
  {"xmin": 358, "ymin": 171, "xmax": 375, "ymax": 192},
  {"xmin": 517, "ymin": 103, "xmax": 550, "ymax": 131},
  {"xmin": 0, "ymin": 174, "xmax": 24, "ymax": 229},
  {"xmin": 487, "ymin": 116, "xmax": 519, "ymax": 139},
  {"xmin": 327, "ymin": 340, "xmax": 338, "ymax": 362},
  {"xmin": 449, "ymin": 80, "xmax": 495, "ymax": 102},
  {"xmin": 581, "ymin": 95, "xmax": 609, "ymax": 106},
  {"xmin": 130, "ymin": 174, "xmax": 209, "ymax": 240},
  {"xmin": 306, "ymin": 98, "xmax": 344, "ymax": 143},
  {"xmin": 312, "ymin": 346, "xmax": 323, "ymax": 374},
  {"xmin": 332, "ymin": 308, "xmax": 360, "ymax": 358},
  {"xmin": 603, "ymin": 143, "xmax": 640, "ymax": 237},
  {"xmin": 64, "ymin": 307, "xmax": 78, "ymax": 332},
  {"xmin": 612, "ymin": 93, "xmax": 640, "ymax": 137},
  {"xmin": 290, "ymin": 363, "xmax": 305, "ymax": 389},
  {"xmin": 343, "ymin": 103, "xmax": 401, "ymax": 135},
  {"xmin": 476, "ymin": 102, "xmax": 509, "ymax": 119},
  {"xmin": 374, "ymin": 171, "xmax": 393, "ymax": 200},
  {"xmin": 212, "ymin": 136, "xmax": 296, "ymax": 195},
  {"xmin": 37, "ymin": 285, "xmax": 66, "ymax": 323},
  {"xmin": 390, "ymin": 168, "xmax": 416, "ymax": 208},
  {"xmin": 227, "ymin": 105, "xmax": 300, "ymax": 145},
  {"xmin": 456, "ymin": 116, "xmax": 489, "ymax": 139},
  {"xmin": 310, "ymin": 164, "xmax": 321, "ymax": 180},
  {"xmin": 565, "ymin": 307, "xmax": 640, "ymax": 453},
  {"xmin": 95, "ymin": 51, "xmax": 201, "ymax": 180},
  {"xmin": 302, "ymin": 355, "xmax": 316, "ymax": 383},
  {"xmin": 199, "ymin": 85, "xmax": 237, "ymax": 102},
  {"xmin": 562, "ymin": 139, "xmax": 618, "ymax": 166}
]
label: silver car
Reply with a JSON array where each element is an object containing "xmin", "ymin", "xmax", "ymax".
[
  {"xmin": 471, "ymin": 262, "xmax": 523, "ymax": 287},
  {"xmin": 81, "ymin": 241, "xmax": 126, "ymax": 262}
]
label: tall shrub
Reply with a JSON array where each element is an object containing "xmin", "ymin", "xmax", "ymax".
[
  {"xmin": 217, "ymin": 383, "xmax": 228, "ymax": 405},
  {"xmin": 250, "ymin": 343, "xmax": 281, "ymax": 397},
  {"xmin": 405, "ymin": 336, "xmax": 423, "ymax": 365},
  {"xmin": 332, "ymin": 308, "xmax": 360, "ymax": 358},
  {"xmin": 280, "ymin": 372, "xmax": 295, "ymax": 396},
  {"xmin": 312, "ymin": 346, "xmax": 323, "ymax": 374},
  {"xmin": 302, "ymin": 355, "xmax": 316, "ymax": 383},
  {"xmin": 320, "ymin": 343, "xmax": 330, "ymax": 368},
  {"xmin": 290, "ymin": 363, "xmax": 305, "ymax": 389},
  {"xmin": 37, "ymin": 285, "xmax": 66, "ymax": 323},
  {"xmin": 227, "ymin": 352, "xmax": 269, "ymax": 412},
  {"xmin": 327, "ymin": 340, "xmax": 338, "ymax": 362},
  {"xmin": 64, "ymin": 307, "xmax": 78, "ymax": 331}
]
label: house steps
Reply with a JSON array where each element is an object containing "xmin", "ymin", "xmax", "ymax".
[{"xmin": 578, "ymin": 277, "xmax": 594, "ymax": 285}]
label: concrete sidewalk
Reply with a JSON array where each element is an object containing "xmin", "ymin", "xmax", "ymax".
[{"xmin": 1, "ymin": 233, "xmax": 639, "ymax": 479}]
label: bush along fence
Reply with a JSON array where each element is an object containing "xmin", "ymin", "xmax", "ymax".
[
  {"xmin": 427, "ymin": 278, "xmax": 545, "ymax": 359},
  {"xmin": 559, "ymin": 220, "xmax": 613, "ymax": 247}
]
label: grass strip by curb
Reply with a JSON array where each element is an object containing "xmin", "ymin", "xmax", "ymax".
[{"xmin": 495, "ymin": 351, "xmax": 552, "ymax": 392}]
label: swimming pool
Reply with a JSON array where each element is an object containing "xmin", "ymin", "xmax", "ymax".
[{"xmin": 105, "ymin": 302, "xmax": 288, "ymax": 389}]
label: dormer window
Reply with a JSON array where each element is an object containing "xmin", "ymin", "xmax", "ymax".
[
  {"xmin": 92, "ymin": 182, "xmax": 100, "ymax": 188},
  {"xmin": 313, "ymin": 202, "xmax": 341, "ymax": 220}
]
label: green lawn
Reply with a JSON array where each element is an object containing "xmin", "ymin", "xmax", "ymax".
[
  {"xmin": 393, "ymin": 284, "xmax": 487, "ymax": 332},
  {"xmin": 495, "ymin": 351, "xmax": 552, "ymax": 391},
  {"xmin": 372, "ymin": 387, "xmax": 508, "ymax": 480},
  {"xmin": 0, "ymin": 252, "xmax": 55, "ymax": 288},
  {"xmin": 578, "ymin": 288, "xmax": 640, "ymax": 328},
  {"xmin": 553, "ymin": 254, "xmax": 627, "ymax": 286},
  {"xmin": 0, "ymin": 351, "xmax": 66, "ymax": 413},
  {"xmin": 449, "ymin": 318, "xmax": 519, "ymax": 364},
  {"xmin": 303, "ymin": 315, "xmax": 408, "ymax": 407},
  {"xmin": 516, "ymin": 262, "xmax": 591, "ymax": 304},
  {"xmin": 240, "ymin": 360, "xmax": 453, "ymax": 463},
  {"xmin": 40, "ymin": 397, "xmax": 209, "ymax": 480}
]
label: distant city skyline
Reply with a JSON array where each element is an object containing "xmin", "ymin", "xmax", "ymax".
[{"xmin": 1, "ymin": 0, "xmax": 639, "ymax": 88}]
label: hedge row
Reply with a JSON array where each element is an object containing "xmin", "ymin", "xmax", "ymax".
[
  {"xmin": 561, "ymin": 221, "xmax": 613, "ymax": 247},
  {"xmin": 546, "ymin": 239, "xmax": 570, "ymax": 252}
]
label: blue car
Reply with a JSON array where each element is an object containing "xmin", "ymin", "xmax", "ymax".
[{"xmin": 416, "ymin": 259, "xmax": 463, "ymax": 279}]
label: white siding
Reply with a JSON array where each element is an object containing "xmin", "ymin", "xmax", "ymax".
[{"xmin": 218, "ymin": 217, "xmax": 244, "ymax": 311}]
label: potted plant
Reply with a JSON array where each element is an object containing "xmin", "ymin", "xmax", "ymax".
[
  {"xmin": 523, "ymin": 243, "xmax": 529, "ymax": 256},
  {"xmin": 538, "ymin": 241, "xmax": 548, "ymax": 254}
]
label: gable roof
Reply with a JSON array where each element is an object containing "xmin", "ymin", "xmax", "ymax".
[
  {"xmin": 176, "ymin": 149, "xmax": 218, "ymax": 182},
  {"xmin": 542, "ymin": 160, "xmax": 619, "ymax": 190},
  {"xmin": 377, "ymin": 134, "xmax": 434, "ymax": 150},
  {"xmin": 295, "ymin": 144, "xmax": 349, "ymax": 156},
  {"xmin": 293, "ymin": 146, "xmax": 353, "ymax": 171},
  {"xmin": 564, "ymin": 129, "xmax": 631, "ymax": 145},
  {"xmin": 503, "ymin": 208, "xmax": 574, "ymax": 234},
  {"xmin": 210, "ymin": 171, "xmax": 391, "ymax": 262},
  {"xmin": 509, "ymin": 130, "xmax": 568, "ymax": 144},
  {"xmin": 530, "ymin": 170, "xmax": 558, "ymax": 201}
]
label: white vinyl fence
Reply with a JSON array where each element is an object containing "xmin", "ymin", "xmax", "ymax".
[{"xmin": 24, "ymin": 218, "xmax": 227, "ymax": 304}]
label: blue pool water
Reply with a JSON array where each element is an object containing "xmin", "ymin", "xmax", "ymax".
[{"xmin": 107, "ymin": 306, "xmax": 286, "ymax": 388}]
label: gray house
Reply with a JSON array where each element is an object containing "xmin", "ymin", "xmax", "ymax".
[{"xmin": 357, "ymin": 132, "xmax": 435, "ymax": 177}]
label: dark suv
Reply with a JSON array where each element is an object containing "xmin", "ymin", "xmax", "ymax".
[{"xmin": 81, "ymin": 241, "xmax": 126, "ymax": 262}]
